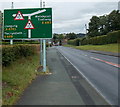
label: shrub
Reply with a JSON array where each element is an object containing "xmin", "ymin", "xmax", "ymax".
[
  {"xmin": 67, "ymin": 40, "xmax": 75, "ymax": 45},
  {"xmin": 2, "ymin": 45, "xmax": 36, "ymax": 66},
  {"xmin": 67, "ymin": 30, "xmax": 120, "ymax": 46},
  {"xmin": 107, "ymin": 30, "xmax": 120, "ymax": 44}
]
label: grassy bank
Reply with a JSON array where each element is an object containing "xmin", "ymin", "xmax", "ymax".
[
  {"xmin": 64, "ymin": 43, "xmax": 119, "ymax": 53},
  {"xmin": 2, "ymin": 52, "xmax": 40, "ymax": 105}
]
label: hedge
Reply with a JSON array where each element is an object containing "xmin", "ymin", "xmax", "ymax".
[
  {"xmin": 2, "ymin": 41, "xmax": 40, "ymax": 45},
  {"xmin": 2, "ymin": 45, "xmax": 36, "ymax": 66},
  {"xmin": 68, "ymin": 30, "xmax": 120, "ymax": 46}
]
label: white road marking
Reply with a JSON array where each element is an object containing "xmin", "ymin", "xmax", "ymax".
[{"xmin": 58, "ymin": 50, "xmax": 112, "ymax": 105}]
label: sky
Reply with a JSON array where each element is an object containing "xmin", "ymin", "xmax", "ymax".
[{"xmin": 0, "ymin": 0, "xmax": 119, "ymax": 34}]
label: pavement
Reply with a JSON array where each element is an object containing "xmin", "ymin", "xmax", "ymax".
[{"xmin": 16, "ymin": 47, "xmax": 110, "ymax": 105}]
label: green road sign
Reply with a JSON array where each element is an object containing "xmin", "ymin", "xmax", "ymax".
[{"xmin": 4, "ymin": 8, "xmax": 52, "ymax": 39}]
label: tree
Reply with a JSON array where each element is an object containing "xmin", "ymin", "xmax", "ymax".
[
  {"xmin": 66, "ymin": 32, "xmax": 77, "ymax": 40},
  {"xmin": 108, "ymin": 10, "xmax": 120, "ymax": 32},
  {"xmin": 87, "ymin": 10, "xmax": 120, "ymax": 37},
  {"xmin": 53, "ymin": 33, "xmax": 58, "ymax": 44},
  {"xmin": 58, "ymin": 34, "xmax": 64, "ymax": 40},
  {"xmin": 88, "ymin": 16, "xmax": 100, "ymax": 37}
]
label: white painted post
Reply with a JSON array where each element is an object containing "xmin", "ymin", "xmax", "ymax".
[
  {"xmin": 28, "ymin": 29, "xmax": 31, "ymax": 38},
  {"xmin": 43, "ymin": 39, "xmax": 46, "ymax": 72},
  {"xmin": 28, "ymin": 16, "xmax": 31, "ymax": 38},
  {"xmin": 10, "ymin": 39, "xmax": 13, "ymax": 45}
]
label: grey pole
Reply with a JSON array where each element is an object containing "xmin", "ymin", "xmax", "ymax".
[
  {"xmin": 10, "ymin": 2, "xmax": 14, "ymax": 45},
  {"xmin": 43, "ymin": 1, "xmax": 45, "ymax": 8},
  {"xmin": 40, "ymin": 40, "xmax": 43, "ymax": 65},
  {"xmin": 42, "ymin": 1, "xmax": 46, "ymax": 72},
  {"xmin": 43, "ymin": 39, "xmax": 46, "ymax": 72},
  {"xmin": 11, "ymin": 2, "xmax": 14, "ymax": 9},
  {"xmin": 40, "ymin": 0, "xmax": 43, "ymax": 66},
  {"xmin": 40, "ymin": 0, "xmax": 42, "ymax": 8},
  {"xmin": 85, "ymin": 24, "xmax": 87, "ymax": 38}
]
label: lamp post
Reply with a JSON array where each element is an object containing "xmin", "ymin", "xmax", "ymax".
[{"xmin": 85, "ymin": 24, "xmax": 87, "ymax": 37}]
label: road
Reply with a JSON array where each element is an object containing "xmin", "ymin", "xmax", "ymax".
[
  {"xmin": 17, "ymin": 47, "xmax": 109, "ymax": 105},
  {"xmin": 56, "ymin": 46, "xmax": 119, "ymax": 105}
]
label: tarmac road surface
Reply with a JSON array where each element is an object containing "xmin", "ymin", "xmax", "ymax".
[{"xmin": 56, "ymin": 46, "xmax": 119, "ymax": 105}]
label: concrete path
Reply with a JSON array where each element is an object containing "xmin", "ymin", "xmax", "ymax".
[{"xmin": 16, "ymin": 47, "xmax": 109, "ymax": 105}]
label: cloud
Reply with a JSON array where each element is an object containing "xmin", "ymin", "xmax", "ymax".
[
  {"xmin": 46, "ymin": 0, "xmax": 119, "ymax": 2},
  {"xmin": 0, "ymin": 1, "xmax": 118, "ymax": 34},
  {"xmin": 52, "ymin": 1, "xmax": 118, "ymax": 33}
]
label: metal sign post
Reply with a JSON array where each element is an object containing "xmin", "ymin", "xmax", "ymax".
[
  {"xmin": 40, "ymin": 0, "xmax": 43, "ymax": 66},
  {"xmin": 40, "ymin": 40, "xmax": 43, "ymax": 65},
  {"xmin": 43, "ymin": 39, "xmax": 46, "ymax": 72},
  {"xmin": 43, "ymin": 1, "xmax": 46, "ymax": 72}
]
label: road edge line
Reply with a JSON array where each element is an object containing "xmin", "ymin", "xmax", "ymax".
[{"xmin": 58, "ymin": 49, "xmax": 112, "ymax": 106}]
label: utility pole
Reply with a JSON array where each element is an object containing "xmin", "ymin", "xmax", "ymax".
[{"xmin": 85, "ymin": 24, "xmax": 87, "ymax": 37}]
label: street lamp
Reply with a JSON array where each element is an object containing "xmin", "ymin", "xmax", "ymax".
[{"xmin": 85, "ymin": 24, "xmax": 87, "ymax": 37}]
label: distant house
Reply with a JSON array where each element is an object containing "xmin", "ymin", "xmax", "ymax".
[{"xmin": 76, "ymin": 33, "xmax": 85, "ymax": 38}]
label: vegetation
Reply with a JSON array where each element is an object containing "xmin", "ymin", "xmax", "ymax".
[
  {"xmin": 2, "ymin": 45, "xmax": 36, "ymax": 66},
  {"xmin": 2, "ymin": 53, "xmax": 40, "ymax": 105},
  {"xmin": 65, "ymin": 33, "xmax": 77, "ymax": 40},
  {"xmin": 88, "ymin": 10, "xmax": 120, "ymax": 37},
  {"xmin": 68, "ymin": 30, "xmax": 120, "ymax": 46},
  {"xmin": 65, "ymin": 43, "xmax": 119, "ymax": 53},
  {"xmin": 52, "ymin": 33, "xmax": 65, "ymax": 44},
  {"xmin": 2, "ymin": 40, "xmax": 40, "ymax": 45},
  {"xmin": 2, "ymin": 44, "xmax": 41, "ymax": 105}
]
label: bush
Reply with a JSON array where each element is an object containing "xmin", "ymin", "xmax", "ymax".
[
  {"xmin": 2, "ymin": 45, "xmax": 36, "ymax": 66},
  {"xmin": 67, "ymin": 30, "xmax": 120, "ymax": 46},
  {"xmin": 2, "ymin": 40, "xmax": 40, "ymax": 45},
  {"xmin": 67, "ymin": 40, "xmax": 76, "ymax": 46},
  {"xmin": 107, "ymin": 30, "xmax": 120, "ymax": 44}
]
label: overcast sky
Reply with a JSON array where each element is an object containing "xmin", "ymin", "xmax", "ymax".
[{"xmin": 0, "ymin": 0, "xmax": 119, "ymax": 34}]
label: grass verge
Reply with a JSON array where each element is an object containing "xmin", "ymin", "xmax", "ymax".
[
  {"xmin": 64, "ymin": 43, "xmax": 119, "ymax": 53},
  {"xmin": 2, "ymin": 53, "xmax": 40, "ymax": 105}
]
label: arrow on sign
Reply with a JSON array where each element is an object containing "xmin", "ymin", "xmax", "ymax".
[{"xmin": 12, "ymin": 9, "xmax": 46, "ymax": 18}]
